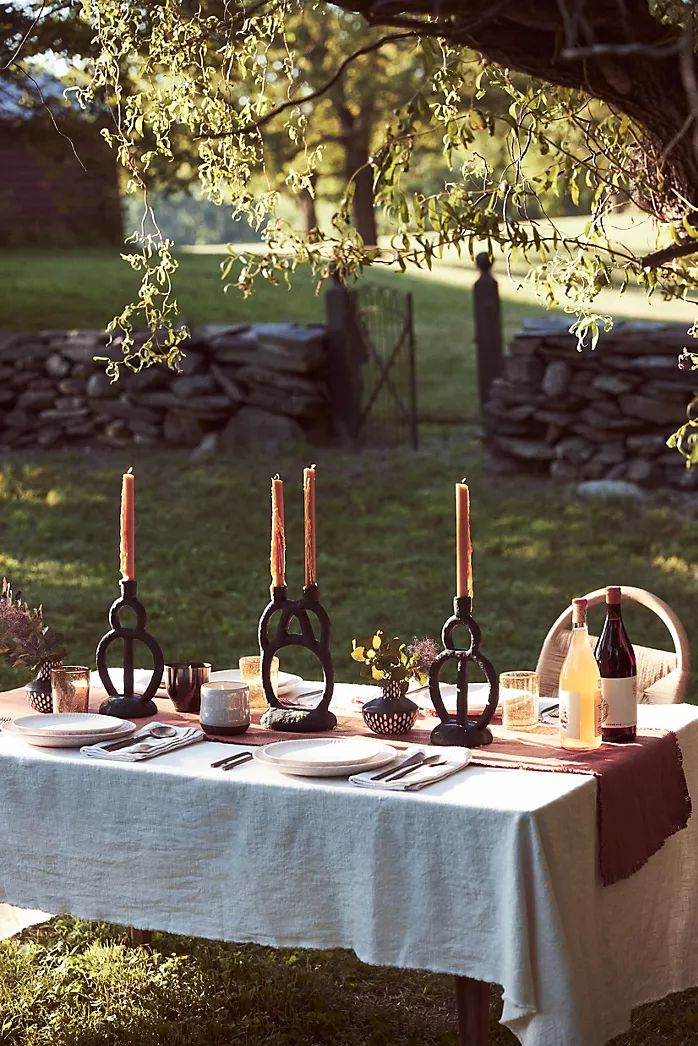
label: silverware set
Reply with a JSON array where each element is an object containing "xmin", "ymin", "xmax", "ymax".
[
  {"xmin": 370, "ymin": 752, "xmax": 447, "ymax": 783},
  {"xmin": 210, "ymin": 751, "xmax": 253, "ymax": 772}
]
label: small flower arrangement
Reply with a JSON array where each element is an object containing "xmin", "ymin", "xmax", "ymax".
[
  {"xmin": 0, "ymin": 577, "xmax": 66, "ymax": 671},
  {"xmin": 351, "ymin": 631, "xmax": 438, "ymax": 687}
]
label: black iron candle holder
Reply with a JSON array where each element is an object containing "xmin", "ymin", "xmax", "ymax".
[
  {"xmin": 96, "ymin": 579, "xmax": 164, "ymax": 718},
  {"xmin": 258, "ymin": 583, "xmax": 336, "ymax": 733},
  {"xmin": 428, "ymin": 595, "xmax": 499, "ymax": 748}
]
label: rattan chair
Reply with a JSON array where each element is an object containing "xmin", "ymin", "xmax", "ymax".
[{"xmin": 536, "ymin": 586, "xmax": 692, "ymax": 704}]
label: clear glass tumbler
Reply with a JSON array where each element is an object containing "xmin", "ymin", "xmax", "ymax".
[
  {"xmin": 239, "ymin": 655, "xmax": 279, "ymax": 712},
  {"xmin": 500, "ymin": 671, "xmax": 539, "ymax": 731},
  {"xmin": 51, "ymin": 666, "xmax": 91, "ymax": 714}
]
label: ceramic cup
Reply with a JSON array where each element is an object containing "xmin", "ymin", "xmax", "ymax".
[
  {"xmin": 165, "ymin": 661, "xmax": 211, "ymax": 713},
  {"xmin": 200, "ymin": 681, "xmax": 250, "ymax": 737}
]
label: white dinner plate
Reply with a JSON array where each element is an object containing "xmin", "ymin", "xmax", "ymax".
[
  {"xmin": 261, "ymin": 737, "xmax": 395, "ymax": 768},
  {"xmin": 12, "ymin": 713, "xmax": 126, "ymax": 737},
  {"xmin": 209, "ymin": 669, "xmax": 302, "ymax": 694},
  {"xmin": 254, "ymin": 745, "xmax": 395, "ymax": 778},
  {"xmin": 90, "ymin": 669, "xmax": 164, "ymax": 692},
  {"xmin": 7, "ymin": 718, "xmax": 136, "ymax": 748}
]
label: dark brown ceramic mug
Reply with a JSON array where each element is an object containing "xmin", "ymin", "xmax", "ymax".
[{"xmin": 165, "ymin": 661, "xmax": 211, "ymax": 713}]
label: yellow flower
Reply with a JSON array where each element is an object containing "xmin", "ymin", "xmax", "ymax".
[
  {"xmin": 350, "ymin": 645, "xmax": 365, "ymax": 662},
  {"xmin": 371, "ymin": 665, "xmax": 385, "ymax": 681}
]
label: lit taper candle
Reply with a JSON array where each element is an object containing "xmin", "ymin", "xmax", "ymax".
[
  {"xmin": 456, "ymin": 479, "xmax": 473, "ymax": 599},
  {"xmin": 303, "ymin": 464, "xmax": 317, "ymax": 588},
  {"xmin": 120, "ymin": 467, "xmax": 135, "ymax": 580},
  {"xmin": 270, "ymin": 475, "xmax": 286, "ymax": 589}
]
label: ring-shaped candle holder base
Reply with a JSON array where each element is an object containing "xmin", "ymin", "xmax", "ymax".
[
  {"xmin": 428, "ymin": 595, "xmax": 499, "ymax": 749},
  {"xmin": 96, "ymin": 579, "xmax": 164, "ymax": 719},
  {"xmin": 258, "ymin": 584, "xmax": 336, "ymax": 734},
  {"xmin": 99, "ymin": 694, "xmax": 158, "ymax": 719}
]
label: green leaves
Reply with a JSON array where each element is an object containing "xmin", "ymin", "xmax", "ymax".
[
  {"xmin": 350, "ymin": 630, "xmax": 434, "ymax": 684},
  {"xmin": 71, "ymin": 0, "xmax": 695, "ymax": 460}
]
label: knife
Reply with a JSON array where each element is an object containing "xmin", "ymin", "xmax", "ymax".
[
  {"xmin": 382, "ymin": 753, "xmax": 444, "ymax": 783},
  {"xmin": 369, "ymin": 750, "xmax": 424, "ymax": 782}
]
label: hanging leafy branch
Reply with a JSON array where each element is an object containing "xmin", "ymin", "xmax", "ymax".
[{"xmin": 8, "ymin": 0, "xmax": 698, "ymax": 462}]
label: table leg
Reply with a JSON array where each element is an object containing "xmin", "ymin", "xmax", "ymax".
[
  {"xmin": 454, "ymin": 976, "xmax": 490, "ymax": 1046},
  {"xmin": 130, "ymin": 928, "xmax": 152, "ymax": 947}
]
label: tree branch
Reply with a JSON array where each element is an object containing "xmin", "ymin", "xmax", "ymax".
[
  {"xmin": 201, "ymin": 30, "xmax": 416, "ymax": 139},
  {"xmin": 641, "ymin": 240, "xmax": 698, "ymax": 268}
]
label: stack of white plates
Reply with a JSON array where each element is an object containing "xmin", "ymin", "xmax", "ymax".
[
  {"xmin": 254, "ymin": 737, "xmax": 397, "ymax": 777},
  {"xmin": 8, "ymin": 713, "xmax": 136, "ymax": 749}
]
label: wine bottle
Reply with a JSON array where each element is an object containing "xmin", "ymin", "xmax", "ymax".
[
  {"xmin": 559, "ymin": 597, "xmax": 602, "ymax": 751},
  {"xmin": 595, "ymin": 586, "xmax": 637, "ymax": 743}
]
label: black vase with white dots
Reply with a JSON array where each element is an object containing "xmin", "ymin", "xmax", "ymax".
[
  {"xmin": 362, "ymin": 678, "xmax": 418, "ymax": 736},
  {"xmin": 25, "ymin": 659, "xmax": 62, "ymax": 714}
]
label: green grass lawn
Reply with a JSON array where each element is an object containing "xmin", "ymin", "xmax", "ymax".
[{"xmin": 0, "ymin": 247, "xmax": 695, "ymax": 1044}]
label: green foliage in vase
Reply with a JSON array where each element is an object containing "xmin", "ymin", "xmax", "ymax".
[
  {"xmin": 351, "ymin": 631, "xmax": 437, "ymax": 686},
  {"xmin": 0, "ymin": 578, "xmax": 67, "ymax": 671}
]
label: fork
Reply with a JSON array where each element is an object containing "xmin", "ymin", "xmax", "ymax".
[{"xmin": 0, "ymin": 716, "xmax": 11, "ymax": 723}]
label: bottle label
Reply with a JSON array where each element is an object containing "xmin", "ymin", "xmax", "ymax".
[
  {"xmin": 601, "ymin": 676, "xmax": 637, "ymax": 728},
  {"xmin": 559, "ymin": 689, "xmax": 581, "ymax": 739}
]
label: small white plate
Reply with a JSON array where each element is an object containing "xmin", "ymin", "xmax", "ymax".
[
  {"xmin": 8, "ymin": 719, "xmax": 136, "ymax": 748},
  {"xmin": 261, "ymin": 737, "xmax": 394, "ymax": 768},
  {"xmin": 254, "ymin": 745, "xmax": 395, "ymax": 778},
  {"xmin": 13, "ymin": 713, "xmax": 126, "ymax": 737},
  {"xmin": 209, "ymin": 669, "xmax": 302, "ymax": 694}
]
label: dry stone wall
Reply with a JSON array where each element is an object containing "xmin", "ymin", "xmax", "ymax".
[
  {"xmin": 0, "ymin": 323, "xmax": 331, "ymax": 452},
  {"xmin": 484, "ymin": 319, "xmax": 697, "ymax": 491}
]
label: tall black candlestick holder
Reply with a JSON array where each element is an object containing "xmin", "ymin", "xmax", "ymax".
[
  {"xmin": 428, "ymin": 595, "xmax": 499, "ymax": 747},
  {"xmin": 96, "ymin": 579, "xmax": 164, "ymax": 718},
  {"xmin": 258, "ymin": 583, "xmax": 337, "ymax": 733}
]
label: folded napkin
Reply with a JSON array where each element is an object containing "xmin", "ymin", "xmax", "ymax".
[
  {"xmin": 81, "ymin": 723, "xmax": 204, "ymax": 762},
  {"xmin": 350, "ymin": 749, "xmax": 471, "ymax": 791}
]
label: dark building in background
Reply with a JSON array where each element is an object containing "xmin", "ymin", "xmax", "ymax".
[{"xmin": 0, "ymin": 81, "xmax": 122, "ymax": 246}]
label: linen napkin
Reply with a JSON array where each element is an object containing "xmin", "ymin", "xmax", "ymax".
[
  {"xmin": 81, "ymin": 723, "xmax": 204, "ymax": 761},
  {"xmin": 350, "ymin": 748, "xmax": 471, "ymax": 791}
]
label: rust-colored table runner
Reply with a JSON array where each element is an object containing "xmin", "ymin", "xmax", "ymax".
[{"xmin": 2, "ymin": 688, "xmax": 691, "ymax": 886}]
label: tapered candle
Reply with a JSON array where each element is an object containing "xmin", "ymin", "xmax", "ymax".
[
  {"xmin": 270, "ymin": 475, "xmax": 286, "ymax": 589},
  {"xmin": 456, "ymin": 479, "xmax": 473, "ymax": 599},
  {"xmin": 120, "ymin": 468, "xmax": 135, "ymax": 580},
  {"xmin": 304, "ymin": 464, "xmax": 317, "ymax": 588}
]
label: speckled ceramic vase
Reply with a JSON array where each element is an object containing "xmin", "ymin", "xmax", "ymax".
[
  {"xmin": 25, "ymin": 659, "xmax": 62, "ymax": 714},
  {"xmin": 362, "ymin": 678, "xmax": 418, "ymax": 736}
]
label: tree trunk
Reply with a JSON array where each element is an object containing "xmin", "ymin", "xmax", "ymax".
[
  {"xmin": 338, "ymin": 105, "xmax": 378, "ymax": 246},
  {"xmin": 298, "ymin": 176, "xmax": 319, "ymax": 234}
]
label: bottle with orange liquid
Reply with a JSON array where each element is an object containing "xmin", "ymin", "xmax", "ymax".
[{"xmin": 559, "ymin": 597, "xmax": 602, "ymax": 751}]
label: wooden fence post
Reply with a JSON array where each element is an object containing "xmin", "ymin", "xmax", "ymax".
[
  {"xmin": 473, "ymin": 254, "xmax": 504, "ymax": 414},
  {"xmin": 324, "ymin": 273, "xmax": 365, "ymax": 441}
]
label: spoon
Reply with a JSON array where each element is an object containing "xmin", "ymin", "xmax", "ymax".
[{"xmin": 102, "ymin": 725, "xmax": 177, "ymax": 753}]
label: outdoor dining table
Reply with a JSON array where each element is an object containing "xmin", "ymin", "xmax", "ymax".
[{"xmin": 0, "ymin": 682, "xmax": 696, "ymax": 1046}]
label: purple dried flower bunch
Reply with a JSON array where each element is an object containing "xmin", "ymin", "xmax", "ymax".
[
  {"xmin": 405, "ymin": 637, "xmax": 440, "ymax": 680},
  {"xmin": 0, "ymin": 578, "xmax": 66, "ymax": 670}
]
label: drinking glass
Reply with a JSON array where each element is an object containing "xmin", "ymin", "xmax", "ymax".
[
  {"xmin": 200, "ymin": 681, "xmax": 250, "ymax": 736},
  {"xmin": 500, "ymin": 671, "xmax": 539, "ymax": 731},
  {"xmin": 239, "ymin": 655, "xmax": 279, "ymax": 712},
  {"xmin": 165, "ymin": 661, "xmax": 211, "ymax": 713},
  {"xmin": 51, "ymin": 666, "xmax": 90, "ymax": 714}
]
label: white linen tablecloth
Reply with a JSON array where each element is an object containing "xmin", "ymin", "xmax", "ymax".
[{"xmin": 0, "ymin": 691, "xmax": 696, "ymax": 1046}]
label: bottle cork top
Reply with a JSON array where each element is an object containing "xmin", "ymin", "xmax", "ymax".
[
  {"xmin": 572, "ymin": 597, "xmax": 587, "ymax": 626},
  {"xmin": 606, "ymin": 585, "xmax": 621, "ymax": 604}
]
